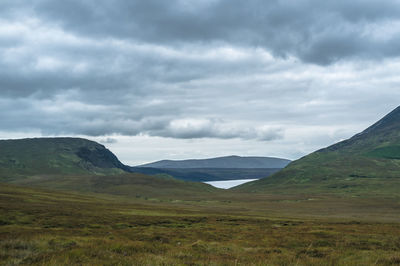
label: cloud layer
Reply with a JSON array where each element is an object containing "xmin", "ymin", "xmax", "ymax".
[
  {"xmin": 1, "ymin": 0, "xmax": 400, "ymax": 161},
  {"xmin": 29, "ymin": 0, "xmax": 400, "ymax": 64}
]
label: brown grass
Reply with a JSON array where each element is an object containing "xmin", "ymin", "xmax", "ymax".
[{"xmin": 1, "ymin": 183, "xmax": 400, "ymax": 265}]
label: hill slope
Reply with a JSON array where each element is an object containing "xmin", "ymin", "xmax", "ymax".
[
  {"xmin": 0, "ymin": 137, "xmax": 130, "ymax": 180},
  {"xmin": 236, "ymin": 106, "xmax": 400, "ymax": 196},
  {"xmin": 11, "ymin": 172, "xmax": 217, "ymax": 199},
  {"xmin": 137, "ymin": 155, "xmax": 290, "ymax": 168},
  {"xmin": 0, "ymin": 137, "xmax": 218, "ymax": 199}
]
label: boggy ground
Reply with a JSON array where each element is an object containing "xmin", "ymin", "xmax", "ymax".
[{"xmin": 1, "ymin": 184, "xmax": 400, "ymax": 265}]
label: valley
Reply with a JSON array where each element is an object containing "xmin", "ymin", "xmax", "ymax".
[
  {"xmin": 2, "ymin": 1, "xmax": 400, "ymax": 265},
  {"xmin": 1, "ymin": 107, "xmax": 400, "ymax": 265}
]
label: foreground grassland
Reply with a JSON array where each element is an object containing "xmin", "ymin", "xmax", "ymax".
[{"xmin": 1, "ymin": 184, "xmax": 400, "ymax": 265}]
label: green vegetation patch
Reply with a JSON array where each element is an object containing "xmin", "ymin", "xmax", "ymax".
[{"xmin": 366, "ymin": 145, "xmax": 400, "ymax": 159}]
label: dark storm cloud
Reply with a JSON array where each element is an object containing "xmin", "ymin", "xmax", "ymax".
[{"xmin": 28, "ymin": 0, "xmax": 400, "ymax": 64}]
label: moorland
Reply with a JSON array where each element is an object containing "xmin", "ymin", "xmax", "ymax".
[{"xmin": 1, "ymin": 106, "xmax": 400, "ymax": 265}]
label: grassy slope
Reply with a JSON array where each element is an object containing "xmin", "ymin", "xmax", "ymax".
[
  {"xmin": 0, "ymin": 138, "xmax": 126, "ymax": 180},
  {"xmin": 1, "ymin": 183, "xmax": 400, "ymax": 265},
  {"xmin": 8, "ymin": 173, "xmax": 218, "ymax": 200},
  {"xmin": 0, "ymin": 137, "xmax": 221, "ymax": 200},
  {"xmin": 236, "ymin": 106, "xmax": 400, "ymax": 196}
]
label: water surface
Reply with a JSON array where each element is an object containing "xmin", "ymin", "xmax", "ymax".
[{"xmin": 204, "ymin": 179, "xmax": 258, "ymax": 189}]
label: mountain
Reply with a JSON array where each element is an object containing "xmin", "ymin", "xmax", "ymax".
[
  {"xmin": 132, "ymin": 156, "xmax": 291, "ymax": 182},
  {"xmin": 0, "ymin": 137, "xmax": 218, "ymax": 198},
  {"xmin": 236, "ymin": 106, "xmax": 400, "ymax": 196},
  {"xmin": 0, "ymin": 137, "xmax": 130, "ymax": 180},
  {"xmin": 137, "ymin": 155, "xmax": 291, "ymax": 168}
]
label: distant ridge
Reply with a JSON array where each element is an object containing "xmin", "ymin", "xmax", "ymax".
[
  {"xmin": 136, "ymin": 155, "xmax": 291, "ymax": 169},
  {"xmin": 132, "ymin": 156, "xmax": 291, "ymax": 182}
]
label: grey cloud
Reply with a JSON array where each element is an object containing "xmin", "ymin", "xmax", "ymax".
[
  {"xmin": 23, "ymin": 0, "xmax": 400, "ymax": 64},
  {"xmin": 0, "ymin": 25, "xmax": 260, "ymax": 100},
  {"xmin": 0, "ymin": 0, "xmax": 29, "ymax": 18},
  {"xmin": 1, "ymin": 0, "xmax": 400, "ymax": 146},
  {"xmin": 149, "ymin": 119, "xmax": 284, "ymax": 141},
  {"xmin": 0, "ymin": 94, "xmax": 283, "ymax": 141},
  {"xmin": 99, "ymin": 138, "xmax": 118, "ymax": 144}
]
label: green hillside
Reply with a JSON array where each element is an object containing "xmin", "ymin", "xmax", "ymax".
[
  {"xmin": 10, "ymin": 172, "xmax": 218, "ymax": 200},
  {"xmin": 236, "ymin": 106, "xmax": 400, "ymax": 196},
  {"xmin": 0, "ymin": 138, "xmax": 129, "ymax": 180},
  {"xmin": 0, "ymin": 138, "xmax": 218, "ymax": 199}
]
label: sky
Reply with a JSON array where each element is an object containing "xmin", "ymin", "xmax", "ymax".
[{"xmin": 1, "ymin": 0, "xmax": 400, "ymax": 165}]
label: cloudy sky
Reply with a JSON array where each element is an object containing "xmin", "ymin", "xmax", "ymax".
[{"xmin": 1, "ymin": 0, "xmax": 400, "ymax": 165}]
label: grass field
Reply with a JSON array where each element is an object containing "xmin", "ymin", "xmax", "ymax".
[{"xmin": 1, "ymin": 183, "xmax": 400, "ymax": 265}]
